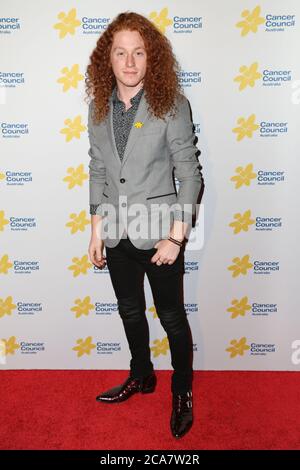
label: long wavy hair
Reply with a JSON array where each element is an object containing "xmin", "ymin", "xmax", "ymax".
[{"xmin": 85, "ymin": 11, "xmax": 184, "ymax": 124}]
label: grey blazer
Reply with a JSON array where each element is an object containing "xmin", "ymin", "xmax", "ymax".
[{"xmin": 87, "ymin": 91, "xmax": 203, "ymax": 249}]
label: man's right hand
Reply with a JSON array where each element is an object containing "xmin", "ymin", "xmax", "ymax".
[{"xmin": 88, "ymin": 236, "xmax": 106, "ymax": 269}]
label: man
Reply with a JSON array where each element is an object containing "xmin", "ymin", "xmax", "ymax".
[{"xmin": 86, "ymin": 12, "xmax": 203, "ymax": 439}]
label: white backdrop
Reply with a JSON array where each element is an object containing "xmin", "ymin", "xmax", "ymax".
[{"xmin": 1, "ymin": 0, "xmax": 300, "ymax": 370}]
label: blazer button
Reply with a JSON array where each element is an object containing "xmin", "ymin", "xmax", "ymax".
[{"xmin": 120, "ymin": 178, "xmax": 126, "ymax": 183}]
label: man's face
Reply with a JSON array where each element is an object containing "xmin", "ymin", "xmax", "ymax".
[{"xmin": 110, "ymin": 29, "xmax": 147, "ymax": 88}]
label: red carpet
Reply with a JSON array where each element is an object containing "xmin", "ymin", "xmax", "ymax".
[{"xmin": 1, "ymin": 370, "xmax": 299, "ymax": 450}]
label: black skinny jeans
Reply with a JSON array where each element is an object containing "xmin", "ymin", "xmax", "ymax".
[{"xmin": 105, "ymin": 234, "xmax": 193, "ymax": 394}]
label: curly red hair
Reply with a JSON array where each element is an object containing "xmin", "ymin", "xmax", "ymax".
[{"xmin": 85, "ymin": 11, "xmax": 184, "ymax": 124}]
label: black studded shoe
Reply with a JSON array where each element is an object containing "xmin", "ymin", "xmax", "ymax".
[
  {"xmin": 96, "ymin": 372, "xmax": 157, "ymax": 403},
  {"xmin": 170, "ymin": 390, "xmax": 193, "ymax": 438}
]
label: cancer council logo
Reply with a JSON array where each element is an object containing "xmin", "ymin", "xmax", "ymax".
[
  {"xmin": 227, "ymin": 255, "xmax": 253, "ymax": 278},
  {"xmin": 226, "ymin": 337, "xmax": 250, "ymax": 358},
  {"xmin": 150, "ymin": 337, "xmax": 170, "ymax": 357},
  {"xmin": 234, "ymin": 62, "xmax": 262, "ymax": 90},
  {"xmin": 0, "ymin": 210, "xmax": 9, "ymax": 231},
  {"xmin": 0, "ymin": 336, "xmax": 20, "ymax": 356},
  {"xmin": 229, "ymin": 210, "xmax": 255, "ymax": 234},
  {"xmin": 71, "ymin": 297, "xmax": 94, "ymax": 318},
  {"xmin": 60, "ymin": 116, "xmax": 86, "ymax": 142},
  {"xmin": 72, "ymin": 336, "xmax": 96, "ymax": 357},
  {"xmin": 68, "ymin": 255, "xmax": 92, "ymax": 277},
  {"xmin": 226, "ymin": 297, "xmax": 277, "ymax": 318},
  {"xmin": 230, "ymin": 164, "xmax": 257, "ymax": 189},
  {"xmin": 232, "ymin": 114, "xmax": 259, "ymax": 141},
  {"xmin": 63, "ymin": 164, "xmax": 88, "ymax": 189},
  {"xmin": 230, "ymin": 165, "xmax": 285, "ymax": 188},
  {"xmin": 57, "ymin": 64, "xmax": 84, "ymax": 92},
  {"xmin": 66, "ymin": 211, "xmax": 90, "ymax": 234},
  {"xmin": 227, "ymin": 297, "xmax": 252, "ymax": 319},
  {"xmin": 149, "ymin": 7, "xmax": 173, "ymax": 34},
  {"xmin": 0, "ymin": 254, "xmax": 13, "ymax": 274},
  {"xmin": 233, "ymin": 62, "xmax": 292, "ymax": 90},
  {"xmin": 232, "ymin": 115, "xmax": 288, "ymax": 139},
  {"xmin": 53, "ymin": 8, "xmax": 81, "ymax": 38},
  {"xmin": 235, "ymin": 6, "xmax": 265, "ymax": 36},
  {"xmin": 0, "ymin": 296, "xmax": 17, "ymax": 318},
  {"xmin": 235, "ymin": 5, "xmax": 295, "ymax": 36}
]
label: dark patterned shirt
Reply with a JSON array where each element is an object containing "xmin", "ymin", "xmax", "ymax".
[
  {"xmin": 90, "ymin": 85, "xmax": 144, "ymax": 215},
  {"xmin": 112, "ymin": 85, "xmax": 144, "ymax": 161}
]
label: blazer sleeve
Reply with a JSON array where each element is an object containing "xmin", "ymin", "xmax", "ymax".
[
  {"xmin": 87, "ymin": 100, "xmax": 107, "ymax": 216},
  {"xmin": 166, "ymin": 94, "xmax": 203, "ymax": 225}
]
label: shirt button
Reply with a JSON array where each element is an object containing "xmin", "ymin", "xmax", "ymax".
[{"xmin": 120, "ymin": 178, "xmax": 126, "ymax": 183}]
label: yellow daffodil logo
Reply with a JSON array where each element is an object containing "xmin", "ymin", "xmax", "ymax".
[
  {"xmin": 0, "ymin": 172, "xmax": 5, "ymax": 181},
  {"xmin": 0, "ymin": 210, "xmax": 9, "ymax": 231},
  {"xmin": 0, "ymin": 296, "xmax": 17, "ymax": 318},
  {"xmin": 60, "ymin": 115, "xmax": 86, "ymax": 142},
  {"xmin": 149, "ymin": 7, "xmax": 173, "ymax": 34},
  {"xmin": 57, "ymin": 64, "xmax": 84, "ymax": 92},
  {"xmin": 230, "ymin": 164, "xmax": 257, "ymax": 189},
  {"xmin": 63, "ymin": 164, "xmax": 88, "ymax": 189},
  {"xmin": 226, "ymin": 337, "xmax": 250, "ymax": 358},
  {"xmin": 72, "ymin": 336, "xmax": 96, "ymax": 357},
  {"xmin": 0, "ymin": 336, "xmax": 20, "ymax": 356},
  {"xmin": 148, "ymin": 305, "xmax": 158, "ymax": 319},
  {"xmin": 232, "ymin": 114, "xmax": 259, "ymax": 141},
  {"xmin": 53, "ymin": 8, "xmax": 81, "ymax": 39},
  {"xmin": 227, "ymin": 296, "xmax": 252, "ymax": 319},
  {"xmin": 0, "ymin": 340, "xmax": 5, "ymax": 358},
  {"xmin": 228, "ymin": 254, "xmax": 253, "ymax": 278},
  {"xmin": 236, "ymin": 5, "xmax": 265, "ymax": 36},
  {"xmin": 229, "ymin": 210, "xmax": 255, "ymax": 234},
  {"xmin": 0, "ymin": 254, "xmax": 13, "ymax": 275},
  {"xmin": 68, "ymin": 254, "xmax": 92, "ymax": 277},
  {"xmin": 66, "ymin": 210, "xmax": 90, "ymax": 234},
  {"xmin": 234, "ymin": 62, "xmax": 262, "ymax": 91},
  {"xmin": 71, "ymin": 296, "xmax": 94, "ymax": 318},
  {"xmin": 134, "ymin": 121, "xmax": 144, "ymax": 129},
  {"xmin": 150, "ymin": 337, "xmax": 169, "ymax": 357}
]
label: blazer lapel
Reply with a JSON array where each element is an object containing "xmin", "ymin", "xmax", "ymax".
[{"xmin": 105, "ymin": 91, "xmax": 150, "ymax": 167}]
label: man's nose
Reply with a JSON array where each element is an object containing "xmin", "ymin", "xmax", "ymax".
[{"xmin": 126, "ymin": 54, "xmax": 135, "ymax": 67}]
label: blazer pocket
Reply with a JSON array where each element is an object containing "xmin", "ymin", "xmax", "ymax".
[
  {"xmin": 146, "ymin": 191, "xmax": 176, "ymax": 200},
  {"xmin": 101, "ymin": 186, "xmax": 119, "ymax": 205},
  {"xmin": 146, "ymin": 192, "xmax": 177, "ymax": 211}
]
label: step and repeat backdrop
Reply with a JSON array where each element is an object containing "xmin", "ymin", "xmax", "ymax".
[{"xmin": 1, "ymin": 1, "xmax": 300, "ymax": 370}]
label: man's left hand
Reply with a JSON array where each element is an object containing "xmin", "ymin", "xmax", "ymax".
[{"xmin": 150, "ymin": 239, "xmax": 181, "ymax": 265}]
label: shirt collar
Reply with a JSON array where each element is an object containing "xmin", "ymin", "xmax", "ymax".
[{"xmin": 112, "ymin": 85, "xmax": 144, "ymax": 105}]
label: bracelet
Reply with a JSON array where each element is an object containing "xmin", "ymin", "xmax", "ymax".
[{"xmin": 168, "ymin": 236, "xmax": 183, "ymax": 247}]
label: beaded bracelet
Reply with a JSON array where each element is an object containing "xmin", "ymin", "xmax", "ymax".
[{"xmin": 168, "ymin": 236, "xmax": 183, "ymax": 247}]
